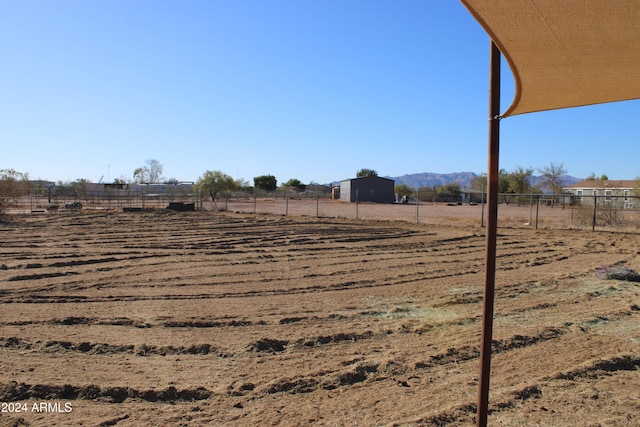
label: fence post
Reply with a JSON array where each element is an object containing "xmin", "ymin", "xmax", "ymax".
[
  {"xmin": 570, "ymin": 202, "xmax": 574, "ymax": 227},
  {"xmin": 535, "ymin": 195, "xmax": 540, "ymax": 230},
  {"xmin": 285, "ymin": 190, "xmax": 289, "ymax": 216},
  {"xmin": 592, "ymin": 195, "xmax": 597, "ymax": 231},
  {"xmin": 481, "ymin": 183, "xmax": 485, "ymax": 227},
  {"xmin": 316, "ymin": 191, "xmax": 320, "ymax": 218},
  {"xmin": 416, "ymin": 187, "xmax": 419, "ymax": 223}
]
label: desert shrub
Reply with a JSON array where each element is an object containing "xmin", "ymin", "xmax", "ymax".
[
  {"xmin": 599, "ymin": 205, "xmax": 624, "ymax": 226},
  {"xmin": 596, "ymin": 265, "xmax": 640, "ymax": 282},
  {"xmin": 0, "ymin": 169, "xmax": 29, "ymax": 217},
  {"xmin": 573, "ymin": 204, "xmax": 624, "ymax": 227}
]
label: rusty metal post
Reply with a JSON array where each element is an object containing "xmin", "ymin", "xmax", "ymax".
[{"xmin": 477, "ymin": 41, "xmax": 501, "ymax": 427}]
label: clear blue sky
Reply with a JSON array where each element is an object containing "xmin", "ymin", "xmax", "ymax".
[{"xmin": 2, "ymin": 1, "xmax": 638, "ymax": 185}]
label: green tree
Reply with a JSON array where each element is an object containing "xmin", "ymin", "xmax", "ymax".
[
  {"xmin": 0, "ymin": 169, "xmax": 29, "ymax": 217},
  {"xmin": 472, "ymin": 171, "xmax": 509, "ymax": 193},
  {"xmin": 394, "ymin": 184, "xmax": 414, "ymax": 199},
  {"xmin": 585, "ymin": 172, "xmax": 609, "ymax": 181},
  {"xmin": 506, "ymin": 166, "xmax": 534, "ymax": 205},
  {"xmin": 195, "ymin": 170, "xmax": 237, "ymax": 209},
  {"xmin": 69, "ymin": 179, "xmax": 88, "ymax": 200},
  {"xmin": 356, "ymin": 168, "xmax": 378, "ymax": 178},
  {"xmin": 283, "ymin": 178, "xmax": 306, "ymax": 191},
  {"xmin": 254, "ymin": 175, "xmax": 277, "ymax": 192},
  {"xmin": 507, "ymin": 166, "xmax": 534, "ymax": 194},
  {"xmin": 417, "ymin": 186, "xmax": 437, "ymax": 202},
  {"xmin": 474, "ymin": 170, "xmax": 511, "ymax": 203},
  {"xmin": 436, "ymin": 183, "xmax": 461, "ymax": 202}
]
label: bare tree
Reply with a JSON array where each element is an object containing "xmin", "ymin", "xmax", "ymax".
[
  {"xmin": 538, "ymin": 162, "xmax": 568, "ymax": 195},
  {"xmin": 133, "ymin": 159, "xmax": 164, "ymax": 184},
  {"xmin": 146, "ymin": 159, "xmax": 164, "ymax": 183}
]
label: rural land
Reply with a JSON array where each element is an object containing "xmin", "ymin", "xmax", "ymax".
[{"xmin": 1, "ymin": 206, "xmax": 639, "ymax": 426}]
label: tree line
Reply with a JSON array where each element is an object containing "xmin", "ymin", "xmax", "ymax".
[
  {"xmin": 394, "ymin": 163, "xmax": 584, "ymax": 204},
  {"xmin": 2, "ymin": 161, "xmax": 639, "ymax": 216}
]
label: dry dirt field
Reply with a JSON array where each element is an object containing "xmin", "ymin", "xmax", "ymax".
[{"xmin": 1, "ymin": 210, "xmax": 639, "ymax": 426}]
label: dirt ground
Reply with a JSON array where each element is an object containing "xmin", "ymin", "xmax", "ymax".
[
  {"xmin": 210, "ymin": 198, "xmax": 581, "ymax": 230},
  {"xmin": 0, "ymin": 210, "xmax": 639, "ymax": 426}
]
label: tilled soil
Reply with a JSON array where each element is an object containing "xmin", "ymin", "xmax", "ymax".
[{"xmin": 0, "ymin": 211, "xmax": 639, "ymax": 426}]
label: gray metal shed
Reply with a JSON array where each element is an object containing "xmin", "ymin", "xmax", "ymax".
[{"xmin": 339, "ymin": 176, "xmax": 395, "ymax": 203}]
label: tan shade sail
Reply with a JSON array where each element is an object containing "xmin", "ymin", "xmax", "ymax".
[{"xmin": 460, "ymin": 0, "xmax": 640, "ymax": 117}]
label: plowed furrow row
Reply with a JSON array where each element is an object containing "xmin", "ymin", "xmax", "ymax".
[{"xmin": 0, "ymin": 382, "xmax": 212, "ymax": 403}]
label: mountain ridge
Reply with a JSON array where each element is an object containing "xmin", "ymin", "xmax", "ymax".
[{"xmin": 383, "ymin": 171, "xmax": 583, "ymax": 192}]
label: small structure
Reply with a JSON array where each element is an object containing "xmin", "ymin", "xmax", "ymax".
[
  {"xmin": 167, "ymin": 202, "xmax": 195, "ymax": 211},
  {"xmin": 564, "ymin": 180, "xmax": 636, "ymax": 207},
  {"xmin": 339, "ymin": 176, "xmax": 395, "ymax": 203}
]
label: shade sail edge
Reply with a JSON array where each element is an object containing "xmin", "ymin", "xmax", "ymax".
[
  {"xmin": 459, "ymin": 0, "xmax": 522, "ymax": 118},
  {"xmin": 460, "ymin": 0, "xmax": 640, "ymax": 117}
]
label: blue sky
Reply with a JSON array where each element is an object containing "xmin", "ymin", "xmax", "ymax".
[{"xmin": 2, "ymin": 1, "xmax": 638, "ymax": 185}]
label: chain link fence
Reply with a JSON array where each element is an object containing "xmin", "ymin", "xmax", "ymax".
[
  {"xmin": 24, "ymin": 187, "xmax": 197, "ymax": 213},
  {"xmin": 203, "ymin": 191, "xmax": 640, "ymax": 232},
  {"xmin": 17, "ymin": 189, "xmax": 640, "ymax": 233}
]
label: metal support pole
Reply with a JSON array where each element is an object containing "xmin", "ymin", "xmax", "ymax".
[
  {"xmin": 481, "ymin": 183, "xmax": 485, "ymax": 227},
  {"xmin": 416, "ymin": 188, "xmax": 420, "ymax": 223},
  {"xmin": 592, "ymin": 195, "xmax": 597, "ymax": 231},
  {"xmin": 477, "ymin": 41, "xmax": 501, "ymax": 427},
  {"xmin": 535, "ymin": 195, "xmax": 540, "ymax": 229}
]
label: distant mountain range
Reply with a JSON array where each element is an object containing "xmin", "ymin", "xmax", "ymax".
[
  {"xmin": 388, "ymin": 172, "xmax": 478, "ymax": 189},
  {"xmin": 382, "ymin": 172, "xmax": 583, "ymax": 193}
]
